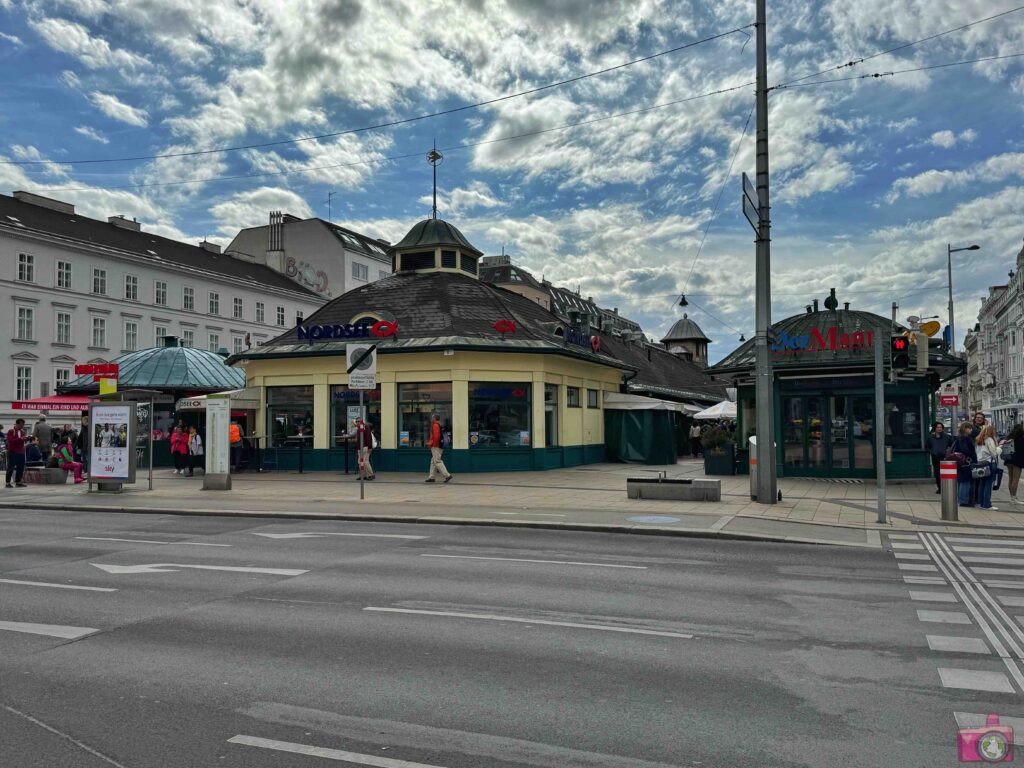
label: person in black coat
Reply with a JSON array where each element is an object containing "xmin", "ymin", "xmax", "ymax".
[
  {"xmin": 952, "ymin": 422, "xmax": 978, "ymax": 507},
  {"xmin": 927, "ymin": 422, "xmax": 954, "ymax": 494}
]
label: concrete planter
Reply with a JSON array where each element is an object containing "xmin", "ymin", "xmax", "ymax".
[
  {"xmin": 703, "ymin": 443, "xmax": 736, "ymax": 476},
  {"xmin": 626, "ymin": 477, "xmax": 721, "ymax": 502}
]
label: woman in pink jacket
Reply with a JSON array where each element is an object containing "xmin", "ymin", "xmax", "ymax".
[{"xmin": 170, "ymin": 426, "xmax": 189, "ymax": 475}]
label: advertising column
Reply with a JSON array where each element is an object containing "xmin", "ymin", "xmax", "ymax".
[
  {"xmin": 89, "ymin": 402, "xmax": 137, "ymax": 491},
  {"xmin": 203, "ymin": 396, "xmax": 232, "ymax": 490}
]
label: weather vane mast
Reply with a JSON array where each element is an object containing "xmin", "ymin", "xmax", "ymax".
[{"xmin": 426, "ymin": 144, "xmax": 443, "ymax": 220}]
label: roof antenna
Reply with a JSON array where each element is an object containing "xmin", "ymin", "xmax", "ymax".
[
  {"xmin": 325, "ymin": 191, "xmax": 336, "ymax": 223},
  {"xmin": 427, "ymin": 143, "xmax": 443, "ymax": 220}
]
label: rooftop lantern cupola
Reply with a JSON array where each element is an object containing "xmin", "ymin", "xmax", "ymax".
[
  {"xmin": 387, "ymin": 146, "xmax": 483, "ymax": 278},
  {"xmin": 661, "ymin": 312, "xmax": 712, "ymax": 368}
]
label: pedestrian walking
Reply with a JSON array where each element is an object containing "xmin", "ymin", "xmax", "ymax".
[
  {"xmin": 77, "ymin": 414, "xmax": 89, "ymax": 466},
  {"xmin": 1004, "ymin": 423, "xmax": 1024, "ymax": 505},
  {"xmin": 5, "ymin": 418, "xmax": 28, "ymax": 488},
  {"xmin": 689, "ymin": 422, "xmax": 702, "ymax": 457},
  {"xmin": 170, "ymin": 426, "xmax": 189, "ymax": 475},
  {"xmin": 55, "ymin": 436, "xmax": 84, "ymax": 484},
  {"xmin": 229, "ymin": 421, "xmax": 242, "ymax": 472},
  {"xmin": 928, "ymin": 422, "xmax": 953, "ymax": 494},
  {"xmin": 425, "ymin": 413, "xmax": 452, "ymax": 483},
  {"xmin": 33, "ymin": 416, "xmax": 54, "ymax": 462},
  {"xmin": 976, "ymin": 424, "xmax": 1000, "ymax": 511},
  {"xmin": 187, "ymin": 425, "xmax": 203, "ymax": 477},
  {"xmin": 952, "ymin": 422, "xmax": 977, "ymax": 508},
  {"xmin": 349, "ymin": 417, "xmax": 375, "ymax": 480}
]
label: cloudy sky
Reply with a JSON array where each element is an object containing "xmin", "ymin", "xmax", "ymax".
[{"xmin": 0, "ymin": 0, "xmax": 1022, "ymax": 361}]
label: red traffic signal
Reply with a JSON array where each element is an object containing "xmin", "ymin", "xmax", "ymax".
[{"xmin": 890, "ymin": 335, "xmax": 910, "ymax": 368}]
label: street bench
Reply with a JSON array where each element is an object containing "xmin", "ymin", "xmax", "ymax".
[
  {"xmin": 24, "ymin": 467, "xmax": 69, "ymax": 485},
  {"xmin": 626, "ymin": 477, "xmax": 721, "ymax": 502}
]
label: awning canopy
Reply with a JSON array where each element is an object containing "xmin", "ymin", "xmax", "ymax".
[
  {"xmin": 693, "ymin": 400, "xmax": 738, "ymax": 420},
  {"xmin": 603, "ymin": 392, "xmax": 692, "ymax": 413},
  {"xmin": 11, "ymin": 394, "xmax": 91, "ymax": 412},
  {"xmin": 175, "ymin": 388, "xmax": 261, "ymax": 412}
]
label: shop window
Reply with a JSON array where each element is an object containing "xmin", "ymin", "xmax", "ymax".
[
  {"xmin": 398, "ymin": 382, "xmax": 452, "ymax": 447},
  {"xmin": 587, "ymin": 389, "xmax": 599, "ymax": 409},
  {"xmin": 567, "ymin": 386, "xmax": 581, "ymax": 408},
  {"xmin": 267, "ymin": 385, "xmax": 315, "ymax": 448},
  {"xmin": 441, "ymin": 250, "xmax": 457, "ymax": 268},
  {"xmin": 468, "ymin": 382, "xmax": 531, "ymax": 448},
  {"xmin": 544, "ymin": 384, "xmax": 559, "ymax": 447},
  {"xmin": 460, "ymin": 254, "xmax": 477, "ymax": 275},
  {"xmin": 401, "ymin": 251, "xmax": 435, "ymax": 271},
  {"xmin": 884, "ymin": 395, "xmax": 923, "ymax": 449},
  {"xmin": 331, "ymin": 385, "xmax": 382, "ymax": 446}
]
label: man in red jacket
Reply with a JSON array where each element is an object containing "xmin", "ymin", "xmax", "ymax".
[
  {"xmin": 6, "ymin": 418, "xmax": 28, "ymax": 488},
  {"xmin": 425, "ymin": 413, "xmax": 452, "ymax": 483}
]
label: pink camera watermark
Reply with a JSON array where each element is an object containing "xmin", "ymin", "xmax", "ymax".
[{"xmin": 958, "ymin": 713, "xmax": 1013, "ymax": 762}]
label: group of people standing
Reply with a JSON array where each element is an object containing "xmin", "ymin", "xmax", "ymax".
[
  {"xmin": 929, "ymin": 411, "xmax": 1024, "ymax": 511},
  {"xmin": 169, "ymin": 424, "xmax": 203, "ymax": 476},
  {"xmin": 3, "ymin": 416, "xmax": 86, "ymax": 486}
]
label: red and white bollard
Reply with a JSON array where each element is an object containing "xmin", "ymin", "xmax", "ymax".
[{"xmin": 940, "ymin": 460, "xmax": 959, "ymax": 521}]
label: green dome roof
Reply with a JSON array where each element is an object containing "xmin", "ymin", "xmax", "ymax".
[
  {"xmin": 61, "ymin": 344, "xmax": 245, "ymax": 393},
  {"xmin": 391, "ymin": 218, "xmax": 482, "ymax": 256}
]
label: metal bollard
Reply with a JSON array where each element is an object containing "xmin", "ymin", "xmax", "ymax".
[{"xmin": 940, "ymin": 460, "xmax": 959, "ymax": 521}]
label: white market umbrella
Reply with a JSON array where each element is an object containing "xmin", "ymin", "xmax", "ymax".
[{"xmin": 693, "ymin": 400, "xmax": 737, "ymax": 420}]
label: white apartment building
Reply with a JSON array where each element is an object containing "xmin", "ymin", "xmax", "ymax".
[
  {"xmin": 226, "ymin": 211, "xmax": 392, "ymax": 301},
  {"xmin": 963, "ymin": 238, "xmax": 1024, "ymax": 433},
  {"xmin": 0, "ymin": 190, "xmax": 327, "ymax": 421}
]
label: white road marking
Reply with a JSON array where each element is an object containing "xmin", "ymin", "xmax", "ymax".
[
  {"xmin": 898, "ymin": 562, "xmax": 939, "ymax": 572},
  {"xmin": 938, "ymin": 667, "xmax": 1014, "ymax": 693},
  {"xmin": 954, "ymin": 546, "xmax": 1024, "ymax": 555},
  {"xmin": 419, "ymin": 554, "xmax": 647, "ymax": 569},
  {"xmin": 91, "ymin": 562, "xmax": 307, "ymax": 576},
  {"xmin": 709, "ymin": 515, "xmax": 732, "ymax": 532},
  {"xmin": 894, "ymin": 552, "xmax": 931, "ymax": 560},
  {"xmin": 0, "ymin": 620, "xmax": 99, "ymax": 639},
  {"xmin": 909, "ymin": 591, "xmax": 957, "ymax": 603},
  {"xmin": 891, "ymin": 542, "xmax": 925, "ymax": 550},
  {"xmin": 999, "ymin": 596, "xmax": 1024, "ymax": 607},
  {"xmin": 917, "ymin": 609, "xmax": 972, "ymax": 624},
  {"xmin": 228, "ymin": 735, "xmax": 445, "ymax": 767},
  {"xmin": 364, "ymin": 607, "xmax": 692, "ymax": 638},
  {"xmin": 866, "ymin": 530, "xmax": 881, "ymax": 548},
  {"xmin": 75, "ymin": 537, "xmax": 231, "ymax": 547},
  {"xmin": 251, "ymin": 532, "xmax": 427, "ymax": 540},
  {"xmin": 3, "ymin": 705, "xmax": 130, "ymax": 768},
  {"xmin": 927, "ymin": 635, "xmax": 990, "ymax": 654},
  {"xmin": 0, "ymin": 578, "xmax": 115, "ymax": 592},
  {"xmin": 888, "ymin": 534, "xmax": 921, "ymax": 540},
  {"xmin": 983, "ymin": 580, "xmax": 1024, "ymax": 590},
  {"xmin": 963, "ymin": 556, "xmax": 1024, "ymax": 566},
  {"xmin": 955, "ymin": 712, "xmax": 1024, "ymax": 745},
  {"xmin": 947, "ymin": 537, "xmax": 1024, "ymax": 546},
  {"xmin": 970, "ymin": 567, "xmax": 1024, "ymax": 577},
  {"xmin": 904, "ymin": 575, "xmax": 946, "ymax": 585}
]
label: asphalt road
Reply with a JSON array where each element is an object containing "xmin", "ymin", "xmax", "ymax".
[{"xmin": 0, "ymin": 508, "xmax": 1018, "ymax": 767}]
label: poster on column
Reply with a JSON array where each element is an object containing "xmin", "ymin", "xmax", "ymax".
[
  {"xmin": 89, "ymin": 402, "xmax": 136, "ymax": 482},
  {"xmin": 206, "ymin": 396, "xmax": 230, "ymax": 476}
]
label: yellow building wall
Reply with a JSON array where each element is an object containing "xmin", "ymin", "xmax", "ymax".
[{"xmin": 243, "ymin": 350, "xmax": 621, "ymax": 450}]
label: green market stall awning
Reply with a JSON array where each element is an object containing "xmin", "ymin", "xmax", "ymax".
[{"xmin": 60, "ymin": 340, "xmax": 246, "ymax": 395}]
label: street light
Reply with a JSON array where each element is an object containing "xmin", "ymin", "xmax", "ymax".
[{"xmin": 947, "ymin": 243, "xmax": 980, "ymax": 355}]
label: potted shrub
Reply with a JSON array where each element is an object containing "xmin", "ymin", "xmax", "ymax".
[{"xmin": 702, "ymin": 427, "xmax": 736, "ymax": 476}]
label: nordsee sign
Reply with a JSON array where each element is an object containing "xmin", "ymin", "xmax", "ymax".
[
  {"xmin": 771, "ymin": 326, "xmax": 874, "ymax": 354},
  {"xmin": 297, "ymin": 320, "xmax": 398, "ymax": 341}
]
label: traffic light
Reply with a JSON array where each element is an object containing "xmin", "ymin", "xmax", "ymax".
[{"xmin": 891, "ymin": 335, "xmax": 910, "ymax": 369}]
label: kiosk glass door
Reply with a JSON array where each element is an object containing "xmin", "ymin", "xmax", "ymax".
[{"xmin": 782, "ymin": 393, "xmax": 875, "ymax": 477}]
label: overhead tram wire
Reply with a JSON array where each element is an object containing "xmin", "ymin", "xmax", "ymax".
[
  {"xmin": 771, "ymin": 52, "xmax": 1024, "ymax": 91},
  {"xmin": 45, "ymin": 80, "xmax": 756, "ymax": 193},
  {"xmin": 3, "ymin": 24, "xmax": 754, "ymax": 168},
  {"xmin": 770, "ymin": 5, "xmax": 1024, "ymax": 91}
]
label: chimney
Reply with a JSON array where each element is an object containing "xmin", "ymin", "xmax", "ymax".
[
  {"xmin": 843, "ymin": 302, "xmax": 850, "ymax": 310},
  {"xmin": 267, "ymin": 210, "xmax": 285, "ymax": 272},
  {"xmin": 812, "ymin": 299, "xmax": 819, "ymax": 312},
  {"xmin": 13, "ymin": 190, "xmax": 75, "ymax": 214},
  {"xmin": 199, "ymin": 240, "xmax": 222, "ymax": 254},
  {"xmin": 108, "ymin": 215, "xmax": 141, "ymax": 231}
]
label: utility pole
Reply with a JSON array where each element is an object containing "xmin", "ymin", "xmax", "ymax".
[
  {"xmin": 753, "ymin": 0, "xmax": 777, "ymax": 504},
  {"xmin": 326, "ymin": 191, "xmax": 336, "ymax": 223}
]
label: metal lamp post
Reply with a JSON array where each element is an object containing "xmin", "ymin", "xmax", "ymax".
[{"xmin": 947, "ymin": 243, "xmax": 980, "ymax": 355}]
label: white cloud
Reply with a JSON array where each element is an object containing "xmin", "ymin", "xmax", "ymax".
[
  {"xmin": 9, "ymin": 145, "xmax": 70, "ymax": 177},
  {"xmin": 929, "ymin": 129, "xmax": 977, "ymax": 149},
  {"xmin": 29, "ymin": 16, "xmax": 149, "ymax": 71},
  {"xmin": 418, "ymin": 181, "xmax": 502, "ymax": 215},
  {"xmin": 886, "ymin": 152, "xmax": 1024, "ymax": 201},
  {"xmin": 210, "ymin": 187, "xmax": 314, "ymax": 236},
  {"xmin": 240, "ymin": 133, "xmax": 393, "ymax": 189},
  {"xmin": 58, "ymin": 69, "xmax": 82, "ymax": 90},
  {"xmin": 0, "ymin": 31, "xmax": 23, "ymax": 46},
  {"xmin": 73, "ymin": 125, "xmax": 108, "ymax": 143},
  {"xmin": 886, "ymin": 117, "xmax": 918, "ymax": 132},
  {"xmin": 88, "ymin": 91, "xmax": 148, "ymax": 126}
]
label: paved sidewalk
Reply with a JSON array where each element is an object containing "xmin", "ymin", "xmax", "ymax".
[{"xmin": 2, "ymin": 460, "xmax": 1021, "ymax": 548}]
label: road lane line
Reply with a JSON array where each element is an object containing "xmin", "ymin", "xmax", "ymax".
[
  {"xmin": 964, "ymin": 567, "xmax": 1024, "ymax": 577},
  {"xmin": 891, "ymin": 542, "xmax": 925, "ymax": 550},
  {"xmin": 894, "ymin": 552, "xmax": 931, "ymax": 560},
  {"xmin": 364, "ymin": 607, "xmax": 693, "ymax": 638},
  {"xmin": 954, "ymin": 546, "xmax": 1024, "ymax": 555},
  {"xmin": 963, "ymin": 556, "xmax": 1024, "ymax": 566},
  {"xmin": 917, "ymin": 610, "xmax": 971, "ymax": 624},
  {"xmin": 419, "ymin": 554, "xmax": 647, "ymax": 569},
  {"xmin": 898, "ymin": 562, "xmax": 939, "ymax": 572},
  {"xmin": 75, "ymin": 537, "xmax": 231, "ymax": 547},
  {"xmin": 947, "ymin": 537, "xmax": 1024, "ymax": 546},
  {"xmin": 0, "ymin": 620, "xmax": 99, "ymax": 639},
  {"xmin": 3, "ymin": 705, "xmax": 130, "ymax": 768},
  {"xmin": 0, "ymin": 578, "xmax": 115, "ymax": 592},
  {"xmin": 999, "ymin": 596, "xmax": 1024, "ymax": 607},
  {"xmin": 228, "ymin": 735, "xmax": 446, "ymax": 767},
  {"xmin": 903, "ymin": 575, "xmax": 946, "ymax": 585},
  {"xmin": 909, "ymin": 591, "xmax": 957, "ymax": 603},
  {"xmin": 251, "ymin": 532, "xmax": 428, "ymax": 540},
  {"xmin": 927, "ymin": 636, "xmax": 990, "ymax": 654}
]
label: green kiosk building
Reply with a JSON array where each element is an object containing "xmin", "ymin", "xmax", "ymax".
[{"xmin": 709, "ymin": 293, "xmax": 964, "ymax": 479}]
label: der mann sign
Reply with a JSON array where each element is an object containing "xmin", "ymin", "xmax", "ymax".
[{"xmin": 771, "ymin": 326, "xmax": 874, "ymax": 355}]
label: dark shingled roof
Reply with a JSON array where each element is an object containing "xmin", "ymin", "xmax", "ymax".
[
  {"xmin": 390, "ymin": 218, "xmax": 482, "ymax": 256},
  {"xmin": 0, "ymin": 193, "xmax": 318, "ymax": 297},
  {"xmin": 662, "ymin": 314, "xmax": 710, "ymax": 343},
  {"xmin": 479, "ymin": 263, "xmax": 546, "ymax": 292},
  {"xmin": 599, "ymin": 334, "xmax": 727, "ymax": 402},
  {"xmin": 61, "ymin": 345, "xmax": 246, "ymax": 394}
]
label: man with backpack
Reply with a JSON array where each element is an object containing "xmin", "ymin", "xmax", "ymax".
[
  {"xmin": 350, "ymin": 417, "xmax": 375, "ymax": 480},
  {"xmin": 426, "ymin": 413, "xmax": 452, "ymax": 483}
]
